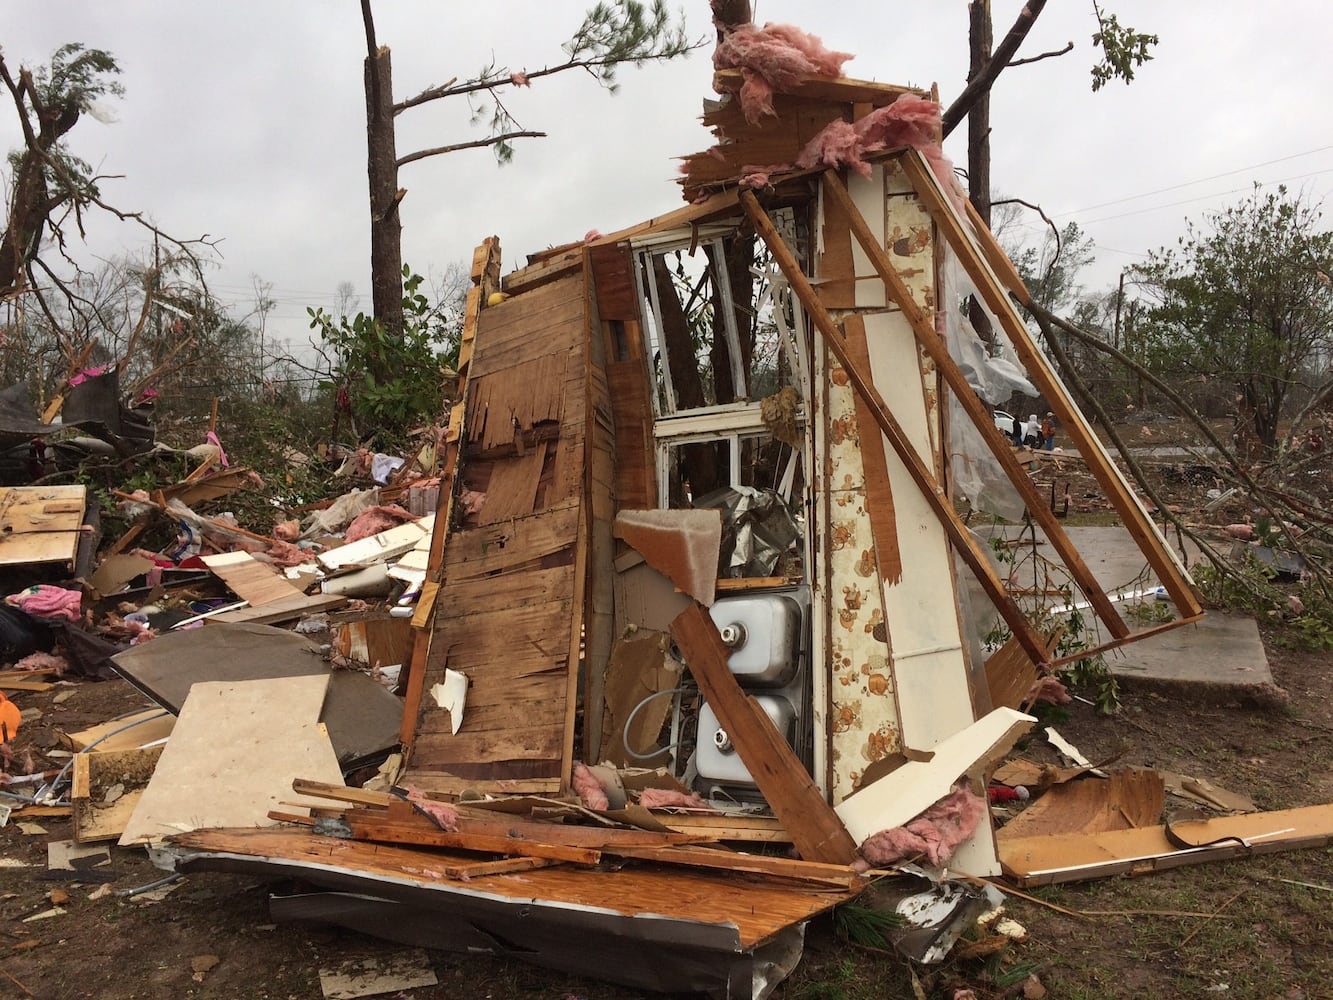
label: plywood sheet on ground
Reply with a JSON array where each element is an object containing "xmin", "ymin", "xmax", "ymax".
[
  {"xmin": 0, "ymin": 485, "xmax": 86, "ymax": 567},
  {"xmin": 201, "ymin": 551, "xmax": 303, "ymax": 606},
  {"xmin": 996, "ymin": 768, "xmax": 1165, "ymax": 840},
  {"xmin": 120, "ymin": 675, "xmax": 343, "ymax": 845}
]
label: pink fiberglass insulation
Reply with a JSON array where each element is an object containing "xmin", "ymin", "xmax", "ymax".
[
  {"xmin": 714, "ymin": 22, "xmax": 853, "ymax": 124},
  {"xmin": 265, "ymin": 539, "xmax": 308, "ymax": 569},
  {"xmin": 344, "ymin": 504, "xmax": 419, "ymax": 543},
  {"xmin": 571, "ymin": 761, "xmax": 610, "ymax": 812},
  {"xmin": 795, "ymin": 94, "xmax": 968, "ymax": 214},
  {"xmin": 637, "ymin": 787, "xmax": 714, "ymax": 811},
  {"xmin": 14, "ymin": 651, "xmax": 68, "ymax": 674},
  {"xmin": 405, "ymin": 787, "xmax": 460, "ymax": 832},
  {"xmin": 858, "ymin": 782, "xmax": 987, "ymax": 868}
]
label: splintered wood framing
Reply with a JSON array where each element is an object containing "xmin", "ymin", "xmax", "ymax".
[
  {"xmin": 402, "ymin": 272, "xmax": 594, "ymax": 796},
  {"xmin": 741, "ymin": 189, "xmax": 1050, "ymax": 668},
  {"xmin": 820, "ymin": 172, "xmax": 1129, "ymax": 639},
  {"xmin": 896, "ymin": 149, "xmax": 1202, "ymax": 619},
  {"xmin": 670, "ymin": 603, "xmax": 858, "ymax": 865}
]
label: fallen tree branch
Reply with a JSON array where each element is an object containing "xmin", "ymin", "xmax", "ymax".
[{"xmin": 943, "ymin": 0, "xmax": 1049, "ymax": 138}]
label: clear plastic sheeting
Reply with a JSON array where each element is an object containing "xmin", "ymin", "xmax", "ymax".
[
  {"xmin": 938, "ymin": 249, "xmax": 1035, "ymax": 405},
  {"xmin": 948, "ymin": 393, "xmax": 1026, "ymax": 521}
]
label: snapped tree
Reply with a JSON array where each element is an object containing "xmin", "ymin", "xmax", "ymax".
[
  {"xmin": 358, "ymin": 0, "xmax": 697, "ymax": 375},
  {"xmin": 0, "ymin": 44, "xmax": 215, "ymax": 330}
]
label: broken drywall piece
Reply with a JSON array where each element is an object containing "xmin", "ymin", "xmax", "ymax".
[
  {"xmin": 89, "ymin": 553, "xmax": 154, "ymax": 597},
  {"xmin": 614, "ymin": 509, "xmax": 722, "ymax": 606},
  {"xmin": 835, "ymin": 707, "xmax": 1036, "ymax": 847},
  {"xmin": 318, "ymin": 949, "xmax": 439, "ymax": 999},
  {"xmin": 47, "ymin": 839, "xmax": 111, "ymax": 872},
  {"xmin": 428, "ymin": 670, "xmax": 468, "ymax": 735}
]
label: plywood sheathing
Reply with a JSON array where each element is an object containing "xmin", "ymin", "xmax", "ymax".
[
  {"xmin": 403, "ymin": 273, "xmax": 592, "ymax": 796},
  {"xmin": 613, "ymin": 509, "xmax": 723, "ymax": 606},
  {"xmin": 671, "ymin": 603, "xmax": 859, "ymax": 865},
  {"xmin": 119, "ymin": 675, "xmax": 343, "ymax": 846},
  {"xmin": 0, "ymin": 484, "xmax": 87, "ymax": 568},
  {"xmin": 171, "ymin": 825, "xmax": 862, "ymax": 952}
]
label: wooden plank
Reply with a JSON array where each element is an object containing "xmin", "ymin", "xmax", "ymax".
[
  {"xmin": 843, "ymin": 316, "xmax": 903, "ymax": 586},
  {"xmin": 822, "ymin": 172, "xmax": 1129, "ymax": 639},
  {"xmin": 712, "ymin": 68, "xmax": 926, "ymax": 108},
  {"xmin": 607, "ymin": 844, "xmax": 860, "ymax": 889},
  {"xmin": 670, "ymin": 603, "xmax": 858, "ymax": 865},
  {"xmin": 292, "ymin": 778, "xmax": 395, "ymax": 809},
  {"xmin": 342, "ymin": 812, "xmax": 602, "ymax": 865},
  {"xmin": 999, "ymin": 803, "xmax": 1333, "ymax": 887},
  {"xmin": 895, "ymin": 150, "xmax": 1203, "ymax": 618},
  {"xmin": 658, "ymin": 813, "xmax": 791, "ymax": 843},
  {"xmin": 211, "ymin": 592, "xmax": 347, "ymax": 625},
  {"xmin": 741, "ymin": 188, "xmax": 1052, "ymax": 667}
]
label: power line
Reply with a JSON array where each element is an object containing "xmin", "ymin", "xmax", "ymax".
[{"xmin": 1057, "ymin": 143, "xmax": 1333, "ymax": 215}]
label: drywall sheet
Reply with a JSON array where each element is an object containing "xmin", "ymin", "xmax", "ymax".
[{"xmin": 119, "ymin": 675, "xmax": 343, "ymax": 845}]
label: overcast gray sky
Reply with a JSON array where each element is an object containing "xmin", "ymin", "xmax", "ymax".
[{"xmin": 5, "ymin": 2, "xmax": 1332, "ymax": 361}]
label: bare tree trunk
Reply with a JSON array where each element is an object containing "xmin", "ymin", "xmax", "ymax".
[
  {"xmin": 942, "ymin": 0, "xmax": 1048, "ymax": 138},
  {"xmin": 965, "ymin": 1, "xmax": 995, "ymax": 346},
  {"xmin": 710, "ymin": 0, "xmax": 751, "ymax": 36},
  {"xmin": 363, "ymin": 0, "xmax": 403, "ymax": 355}
]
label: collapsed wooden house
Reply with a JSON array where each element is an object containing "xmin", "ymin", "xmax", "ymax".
[{"xmin": 168, "ymin": 62, "xmax": 1209, "ymax": 997}]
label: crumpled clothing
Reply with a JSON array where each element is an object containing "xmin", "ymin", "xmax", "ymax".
[
  {"xmin": 6, "ymin": 585, "xmax": 82, "ymax": 623},
  {"xmin": 370, "ymin": 453, "xmax": 405, "ymax": 484}
]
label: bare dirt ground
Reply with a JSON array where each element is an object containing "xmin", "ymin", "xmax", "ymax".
[{"xmin": 2, "ymin": 414, "xmax": 1330, "ymax": 1000}]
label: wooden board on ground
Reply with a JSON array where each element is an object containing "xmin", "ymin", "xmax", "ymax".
[
  {"xmin": 999, "ymin": 802, "xmax": 1333, "ymax": 886},
  {"xmin": 60, "ymin": 708, "xmax": 174, "ymax": 753},
  {"xmin": 201, "ymin": 551, "xmax": 303, "ymax": 606},
  {"xmin": 0, "ymin": 485, "xmax": 87, "ymax": 568},
  {"xmin": 120, "ymin": 675, "xmax": 343, "ymax": 846},
  {"xmin": 211, "ymin": 591, "xmax": 347, "ymax": 625},
  {"xmin": 996, "ymin": 768, "xmax": 1165, "ymax": 840}
]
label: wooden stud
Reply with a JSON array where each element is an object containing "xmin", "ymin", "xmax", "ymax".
[
  {"xmin": 896, "ymin": 150, "xmax": 1202, "ymax": 618},
  {"xmin": 670, "ymin": 603, "xmax": 859, "ymax": 865}
]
